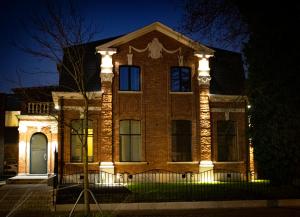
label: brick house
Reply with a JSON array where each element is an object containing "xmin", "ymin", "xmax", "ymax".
[{"xmin": 14, "ymin": 22, "xmax": 251, "ymax": 181}]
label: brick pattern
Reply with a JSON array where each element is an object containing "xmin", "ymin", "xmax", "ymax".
[
  {"xmin": 58, "ymin": 30, "xmax": 248, "ymax": 175},
  {"xmin": 112, "ymin": 31, "xmax": 199, "ymax": 173},
  {"xmin": 199, "ymin": 87, "xmax": 212, "ymax": 161},
  {"xmin": 100, "ymin": 81, "xmax": 113, "ymax": 162}
]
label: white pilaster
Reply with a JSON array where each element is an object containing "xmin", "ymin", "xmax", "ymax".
[
  {"xmin": 98, "ymin": 48, "xmax": 117, "ymax": 82},
  {"xmin": 199, "ymin": 160, "xmax": 214, "ymax": 182},
  {"xmin": 195, "ymin": 54, "xmax": 213, "ymax": 86},
  {"xmin": 99, "ymin": 162, "xmax": 115, "ymax": 184}
]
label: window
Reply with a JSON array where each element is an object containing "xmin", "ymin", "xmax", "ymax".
[
  {"xmin": 172, "ymin": 120, "xmax": 192, "ymax": 161},
  {"xmin": 71, "ymin": 120, "xmax": 93, "ymax": 162},
  {"xmin": 119, "ymin": 66, "xmax": 140, "ymax": 91},
  {"xmin": 217, "ymin": 121, "xmax": 239, "ymax": 161},
  {"xmin": 170, "ymin": 67, "xmax": 191, "ymax": 92},
  {"xmin": 120, "ymin": 120, "xmax": 141, "ymax": 161}
]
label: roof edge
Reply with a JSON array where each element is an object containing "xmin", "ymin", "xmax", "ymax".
[{"xmin": 96, "ymin": 22, "xmax": 214, "ymax": 54}]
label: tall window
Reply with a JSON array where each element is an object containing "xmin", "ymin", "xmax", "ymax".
[
  {"xmin": 119, "ymin": 66, "xmax": 140, "ymax": 91},
  {"xmin": 172, "ymin": 120, "xmax": 192, "ymax": 161},
  {"xmin": 71, "ymin": 120, "xmax": 93, "ymax": 162},
  {"xmin": 170, "ymin": 67, "xmax": 191, "ymax": 92},
  {"xmin": 120, "ymin": 120, "xmax": 141, "ymax": 161},
  {"xmin": 217, "ymin": 120, "xmax": 239, "ymax": 161}
]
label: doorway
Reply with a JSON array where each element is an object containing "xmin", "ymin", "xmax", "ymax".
[{"xmin": 30, "ymin": 133, "xmax": 47, "ymax": 174}]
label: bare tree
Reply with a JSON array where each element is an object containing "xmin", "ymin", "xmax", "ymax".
[
  {"xmin": 181, "ymin": 0, "xmax": 248, "ymax": 50},
  {"xmin": 17, "ymin": 0, "xmax": 98, "ymax": 214}
]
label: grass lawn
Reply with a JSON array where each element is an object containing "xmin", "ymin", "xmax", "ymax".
[{"xmin": 56, "ymin": 181, "xmax": 300, "ymax": 204}]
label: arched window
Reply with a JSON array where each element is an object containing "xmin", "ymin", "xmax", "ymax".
[{"xmin": 71, "ymin": 120, "xmax": 93, "ymax": 162}]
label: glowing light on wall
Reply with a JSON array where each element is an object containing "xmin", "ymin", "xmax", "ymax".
[
  {"xmin": 18, "ymin": 125, "xmax": 27, "ymax": 133},
  {"xmin": 199, "ymin": 160, "xmax": 214, "ymax": 182},
  {"xmin": 52, "ymin": 141, "xmax": 58, "ymax": 152},
  {"xmin": 198, "ymin": 58, "xmax": 210, "ymax": 74},
  {"xmin": 98, "ymin": 49, "xmax": 117, "ymax": 74},
  {"xmin": 19, "ymin": 141, "xmax": 27, "ymax": 166}
]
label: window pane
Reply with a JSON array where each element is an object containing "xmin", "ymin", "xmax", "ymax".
[
  {"xmin": 71, "ymin": 120, "xmax": 83, "ymax": 134},
  {"xmin": 71, "ymin": 135, "xmax": 82, "ymax": 162},
  {"xmin": 131, "ymin": 67, "xmax": 140, "ymax": 91},
  {"xmin": 120, "ymin": 135, "xmax": 131, "ymax": 161},
  {"xmin": 88, "ymin": 135, "xmax": 93, "ymax": 161},
  {"xmin": 172, "ymin": 120, "xmax": 192, "ymax": 162},
  {"xmin": 131, "ymin": 120, "xmax": 141, "ymax": 134},
  {"xmin": 171, "ymin": 67, "xmax": 191, "ymax": 92},
  {"xmin": 120, "ymin": 120, "xmax": 130, "ymax": 134},
  {"xmin": 120, "ymin": 120, "xmax": 142, "ymax": 161},
  {"xmin": 88, "ymin": 128, "xmax": 93, "ymax": 134},
  {"xmin": 131, "ymin": 135, "xmax": 141, "ymax": 161},
  {"xmin": 171, "ymin": 68, "xmax": 180, "ymax": 91},
  {"xmin": 120, "ymin": 67, "xmax": 129, "ymax": 90},
  {"xmin": 181, "ymin": 68, "xmax": 191, "ymax": 91},
  {"xmin": 217, "ymin": 121, "xmax": 238, "ymax": 161}
]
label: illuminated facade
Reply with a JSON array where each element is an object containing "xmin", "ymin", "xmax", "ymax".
[{"xmin": 9, "ymin": 22, "xmax": 251, "ymax": 180}]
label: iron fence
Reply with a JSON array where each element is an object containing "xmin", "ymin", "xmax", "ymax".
[{"xmin": 52, "ymin": 167, "xmax": 300, "ymax": 205}]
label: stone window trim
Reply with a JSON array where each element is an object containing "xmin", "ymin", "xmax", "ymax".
[
  {"xmin": 169, "ymin": 91, "xmax": 193, "ymax": 95},
  {"xmin": 115, "ymin": 162, "xmax": 148, "ymax": 165},
  {"xmin": 170, "ymin": 66, "xmax": 192, "ymax": 92},
  {"xmin": 65, "ymin": 162, "xmax": 99, "ymax": 165},
  {"xmin": 213, "ymin": 161, "xmax": 244, "ymax": 164},
  {"xmin": 167, "ymin": 161, "xmax": 198, "ymax": 165},
  {"xmin": 118, "ymin": 91, "xmax": 143, "ymax": 94}
]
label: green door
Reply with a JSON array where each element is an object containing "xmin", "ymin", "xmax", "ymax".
[{"xmin": 30, "ymin": 133, "xmax": 47, "ymax": 174}]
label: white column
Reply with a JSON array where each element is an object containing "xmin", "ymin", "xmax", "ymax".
[
  {"xmin": 195, "ymin": 54, "xmax": 213, "ymax": 86},
  {"xmin": 97, "ymin": 48, "xmax": 116, "ymax": 181},
  {"xmin": 98, "ymin": 48, "xmax": 117, "ymax": 82},
  {"xmin": 195, "ymin": 53, "xmax": 214, "ymax": 182},
  {"xmin": 18, "ymin": 124, "xmax": 28, "ymax": 175}
]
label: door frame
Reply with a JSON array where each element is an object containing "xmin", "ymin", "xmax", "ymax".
[{"xmin": 30, "ymin": 132, "xmax": 48, "ymax": 174}]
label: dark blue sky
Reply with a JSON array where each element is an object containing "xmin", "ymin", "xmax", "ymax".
[{"xmin": 0, "ymin": 0, "xmax": 218, "ymax": 93}]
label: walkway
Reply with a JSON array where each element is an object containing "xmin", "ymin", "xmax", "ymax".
[{"xmin": 0, "ymin": 184, "xmax": 53, "ymax": 217}]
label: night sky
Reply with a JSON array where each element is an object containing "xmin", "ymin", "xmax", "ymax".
[{"xmin": 0, "ymin": 0, "xmax": 212, "ymax": 93}]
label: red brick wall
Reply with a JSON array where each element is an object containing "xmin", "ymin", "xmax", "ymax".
[
  {"xmin": 59, "ymin": 30, "xmax": 248, "ymax": 175},
  {"xmin": 112, "ymin": 31, "xmax": 200, "ymax": 173}
]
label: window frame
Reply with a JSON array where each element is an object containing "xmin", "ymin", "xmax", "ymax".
[
  {"xmin": 70, "ymin": 119, "xmax": 94, "ymax": 163},
  {"xmin": 216, "ymin": 120, "xmax": 239, "ymax": 162},
  {"xmin": 119, "ymin": 65, "xmax": 141, "ymax": 91},
  {"xmin": 170, "ymin": 66, "xmax": 192, "ymax": 92},
  {"xmin": 171, "ymin": 120, "xmax": 192, "ymax": 162},
  {"xmin": 119, "ymin": 120, "xmax": 142, "ymax": 162}
]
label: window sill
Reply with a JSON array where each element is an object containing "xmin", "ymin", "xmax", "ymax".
[
  {"xmin": 118, "ymin": 91, "xmax": 142, "ymax": 94},
  {"xmin": 115, "ymin": 161, "xmax": 148, "ymax": 165},
  {"xmin": 213, "ymin": 161, "xmax": 244, "ymax": 164},
  {"xmin": 169, "ymin": 92, "xmax": 193, "ymax": 95},
  {"xmin": 66, "ymin": 162, "xmax": 99, "ymax": 165},
  {"xmin": 167, "ymin": 161, "xmax": 199, "ymax": 165}
]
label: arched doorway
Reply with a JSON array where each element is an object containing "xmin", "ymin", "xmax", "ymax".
[{"xmin": 30, "ymin": 133, "xmax": 47, "ymax": 174}]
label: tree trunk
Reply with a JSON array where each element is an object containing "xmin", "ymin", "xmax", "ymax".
[{"xmin": 83, "ymin": 100, "xmax": 90, "ymax": 214}]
